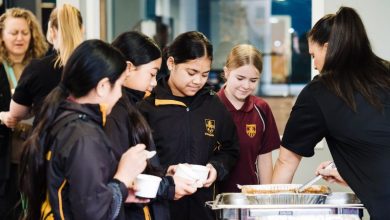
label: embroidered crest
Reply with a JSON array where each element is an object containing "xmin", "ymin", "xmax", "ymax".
[
  {"xmin": 246, "ymin": 124, "xmax": 256, "ymax": 138},
  {"xmin": 205, "ymin": 119, "xmax": 215, "ymax": 137}
]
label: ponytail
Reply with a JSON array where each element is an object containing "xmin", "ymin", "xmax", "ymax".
[
  {"xmin": 50, "ymin": 4, "xmax": 83, "ymax": 67},
  {"xmin": 19, "ymin": 86, "xmax": 69, "ymax": 220}
]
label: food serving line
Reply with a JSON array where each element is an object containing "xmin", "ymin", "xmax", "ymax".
[{"xmin": 206, "ymin": 184, "xmax": 364, "ymax": 220}]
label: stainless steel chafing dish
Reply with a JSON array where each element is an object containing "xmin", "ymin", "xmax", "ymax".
[{"xmin": 207, "ymin": 192, "xmax": 364, "ymax": 220}]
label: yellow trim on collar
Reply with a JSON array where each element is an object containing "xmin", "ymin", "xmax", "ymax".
[
  {"xmin": 99, "ymin": 103, "xmax": 108, "ymax": 126},
  {"xmin": 155, "ymin": 99, "xmax": 187, "ymax": 107}
]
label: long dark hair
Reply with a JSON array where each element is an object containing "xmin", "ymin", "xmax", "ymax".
[
  {"xmin": 19, "ymin": 39, "xmax": 126, "ymax": 220},
  {"xmin": 309, "ymin": 7, "xmax": 390, "ymax": 111},
  {"xmin": 112, "ymin": 31, "xmax": 164, "ymax": 175},
  {"xmin": 166, "ymin": 31, "xmax": 213, "ymax": 64}
]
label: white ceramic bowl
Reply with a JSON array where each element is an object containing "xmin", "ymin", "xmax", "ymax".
[
  {"xmin": 174, "ymin": 164, "xmax": 210, "ymax": 188},
  {"xmin": 135, "ymin": 174, "xmax": 162, "ymax": 198},
  {"xmin": 175, "ymin": 164, "xmax": 197, "ymax": 180},
  {"xmin": 190, "ymin": 164, "xmax": 210, "ymax": 182}
]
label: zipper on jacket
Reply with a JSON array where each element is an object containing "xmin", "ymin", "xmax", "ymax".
[{"xmin": 184, "ymin": 106, "xmax": 191, "ymax": 162}]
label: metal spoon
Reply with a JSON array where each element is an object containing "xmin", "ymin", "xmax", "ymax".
[{"xmin": 297, "ymin": 162, "xmax": 336, "ymax": 193}]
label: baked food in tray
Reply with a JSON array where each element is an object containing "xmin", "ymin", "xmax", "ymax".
[{"xmin": 239, "ymin": 184, "xmax": 331, "ymax": 195}]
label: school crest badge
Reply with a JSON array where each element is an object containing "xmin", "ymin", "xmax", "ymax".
[
  {"xmin": 205, "ymin": 119, "xmax": 215, "ymax": 137},
  {"xmin": 246, "ymin": 124, "xmax": 256, "ymax": 138}
]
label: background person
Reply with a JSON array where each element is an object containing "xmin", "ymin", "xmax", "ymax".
[
  {"xmin": 19, "ymin": 39, "xmax": 148, "ymax": 220},
  {"xmin": 0, "ymin": 7, "xmax": 47, "ymax": 220},
  {"xmin": 137, "ymin": 31, "xmax": 240, "ymax": 220},
  {"xmin": 0, "ymin": 4, "xmax": 83, "ymax": 128},
  {"xmin": 272, "ymin": 7, "xmax": 390, "ymax": 220},
  {"xmin": 217, "ymin": 44, "xmax": 280, "ymax": 193}
]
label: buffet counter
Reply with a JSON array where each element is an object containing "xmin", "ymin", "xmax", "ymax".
[{"xmin": 207, "ymin": 193, "xmax": 364, "ymax": 220}]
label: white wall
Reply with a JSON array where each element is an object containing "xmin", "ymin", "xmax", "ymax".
[
  {"xmin": 110, "ymin": 0, "xmax": 144, "ymax": 41},
  {"xmin": 324, "ymin": 0, "xmax": 390, "ymax": 61},
  {"xmin": 178, "ymin": 0, "xmax": 197, "ymax": 34}
]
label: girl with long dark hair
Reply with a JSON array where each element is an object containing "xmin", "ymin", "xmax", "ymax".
[
  {"xmin": 19, "ymin": 40, "xmax": 148, "ymax": 220},
  {"xmin": 107, "ymin": 31, "xmax": 196, "ymax": 220}
]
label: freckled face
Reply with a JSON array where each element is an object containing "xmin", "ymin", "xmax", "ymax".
[{"xmin": 224, "ymin": 64, "xmax": 260, "ymax": 102}]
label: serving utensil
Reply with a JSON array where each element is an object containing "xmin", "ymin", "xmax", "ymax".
[
  {"xmin": 146, "ymin": 150, "xmax": 156, "ymax": 159},
  {"xmin": 297, "ymin": 162, "xmax": 336, "ymax": 193}
]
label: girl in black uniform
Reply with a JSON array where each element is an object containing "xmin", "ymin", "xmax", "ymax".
[
  {"xmin": 19, "ymin": 40, "xmax": 149, "ymax": 220},
  {"xmin": 106, "ymin": 31, "xmax": 196, "ymax": 220},
  {"xmin": 138, "ymin": 31, "xmax": 240, "ymax": 220}
]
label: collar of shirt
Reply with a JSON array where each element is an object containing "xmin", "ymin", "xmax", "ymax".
[{"xmin": 217, "ymin": 86, "xmax": 255, "ymax": 113}]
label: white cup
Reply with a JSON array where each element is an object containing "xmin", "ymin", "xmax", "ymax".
[
  {"xmin": 134, "ymin": 174, "xmax": 162, "ymax": 198},
  {"xmin": 175, "ymin": 164, "xmax": 197, "ymax": 180},
  {"xmin": 174, "ymin": 164, "xmax": 210, "ymax": 188},
  {"xmin": 191, "ymin": 164, "xmax": 210, "ymax": 182}
]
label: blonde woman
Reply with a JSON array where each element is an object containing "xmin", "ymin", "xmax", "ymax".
[
  {"xmin": 0, "ymin": 8, "xmax": 47, "ymax": 219},
  {"xmin": 0, "ymin": 4, "xmax": 83, "ymax": 128}
]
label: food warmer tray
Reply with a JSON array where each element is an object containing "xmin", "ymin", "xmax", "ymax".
[{"xmin": 206, "ymin": 193, "xmax": 364, "ymax": 220}]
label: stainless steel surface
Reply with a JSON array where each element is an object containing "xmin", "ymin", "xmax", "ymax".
[
  {"xmin": 298, "ymin": 162, "xmax": 336, "ymax": 193},
  {"xmin": 208, "ymin": 193, "xmax": 364, "ymax": 220},
  {"xmin": 325, "ymin": 192, "xmax": 361, "ymax": 204},
  {"xmin": 217, "ymin": 209, "xmax": 362, "ymax": 220},
  {"xmin": 209, "ymin": 193, "xmax": 328, "ymax": 209}
]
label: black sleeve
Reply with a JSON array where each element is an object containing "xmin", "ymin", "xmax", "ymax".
[
  {"xmin": 107, "ymin": 179, "xmax": 129, "ymax": 219},
  {"xmin": 156, "ymin": 176, "xmax": 175, "ymax": 200},
  {"xmin": 281, "ymin": 85, "xmax": 327, "ymax": 157},
  {"xmin": 208, "ymin": 100, "xmax": 240, "ymax": 181},
  {"xmin": 12, "ymin": 60, "xmax": 39, "ymax": 106},
  {"xmin": 64, "ymin": 135, "xmax": 127, "ymax": 220}
]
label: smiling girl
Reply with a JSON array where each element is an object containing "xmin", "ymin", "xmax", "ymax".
[{"xmin": 217, "ymin": 44, "xmax": 280, "ymax": 193}]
